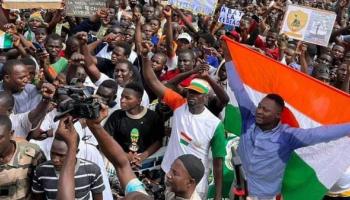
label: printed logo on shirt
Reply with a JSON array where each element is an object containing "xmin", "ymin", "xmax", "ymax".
[{"xmin": 180, "ymin": 132, "xmax": 192, "ymax": 146}]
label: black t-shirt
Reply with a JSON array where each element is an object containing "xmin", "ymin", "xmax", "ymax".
[{"xmin": 104, "ymin": 108, "xmax": 164, "ymax": 153}]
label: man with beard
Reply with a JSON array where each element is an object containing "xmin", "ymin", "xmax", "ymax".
[{"xmin": 142, "ymin": 55, "xmax": 226, "ymax": 200}]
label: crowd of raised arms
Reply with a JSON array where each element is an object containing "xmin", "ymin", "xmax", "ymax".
[{"xmin": 0, "ymin": 0, "xmax": 350, "ymax": 200}]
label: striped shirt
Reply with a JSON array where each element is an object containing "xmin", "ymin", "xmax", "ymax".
[{"xmin": 32, "ymin": 159, "xmax": 105, "ymax": 200}]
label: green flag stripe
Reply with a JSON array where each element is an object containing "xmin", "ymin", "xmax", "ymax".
[
  {"xmin": 180, "ymin": 139, "xmax": 189, "ymax": 146},
  {"xmin": 3, "ymin": 33, "xmax": 13, "ymax": 49},
  {"xmin": 282, "ymin": 152, "xmax": 328, "ymax": 200},
  {"xmin": 224, "ymin": 104, "xmax": 242, "ymax": 135},
  {"xmin": 191, "ymin": 82, "xmax": 209, "ymax": 93}
]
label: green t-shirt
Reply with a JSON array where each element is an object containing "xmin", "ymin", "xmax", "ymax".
[{"xmin": 210, "ymin": 122, "xmax": 227, "ymax": 158}]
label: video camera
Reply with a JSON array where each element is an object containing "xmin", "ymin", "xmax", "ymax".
[{"xmin": 53, "ymin": 85, "xmax": 100, "ymax": 122}]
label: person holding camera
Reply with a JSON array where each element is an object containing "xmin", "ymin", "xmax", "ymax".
[
  {"xmin": 85, "ymin": 103, "xmax": 205, "ymax": 200},
  {"xmin": 31, "ymin": 122, "xmax": 105, "ymax": 200}
]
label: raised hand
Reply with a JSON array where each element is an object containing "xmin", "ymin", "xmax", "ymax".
[
  {"xmin": 277, "ymin": 33, "xmax": 289, "ymax": 50},
  {"xmin": 69, "ymin": 52, "xmax": 85, "ymax": 64},
  {"xmin": 56, "ymin": 116, "xmax": 78, "ymax": 147},
  {"xmin": 12, "ymin": 34, "xmax": 21, "ymax": 47},
  {"xmin": 86, "ymin": 103, "xmax": 108, "ymax": 127},
  {"xmin": 102, "ymin": 33, "xmax": 118, "ymax": 43},
  {"xmin": 163, "ymin": 6, "xmax": 172, "ymax": 19},
  {"xmin": 96, "ymin": 8, "xmax": 109, "ymax": 19},
  {"xmin": 141, "ymin": 41, "xmax": 153, "ymax": 57},
  {"xmin": 75, "ymin": 32, "xmax": 88, "ymax": 46},
  {"xmin": 133, "ymin": 12, "xmax": 142, "ymax": 23},
  {"xmin": 4, "ymin": 23, "xmax": 17, "ymax": 35},
  {"xmin": 36, "ymin": 51, "xmax": 50, "ymax": 66},
  {"xmin": 41, "ymin": 82, "xmax": 56, "ymax": 100}
]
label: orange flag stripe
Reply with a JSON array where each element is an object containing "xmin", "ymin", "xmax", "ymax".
[{"xmin": 224, "ymin": 36, "xmax": 350, "ymax": 124}]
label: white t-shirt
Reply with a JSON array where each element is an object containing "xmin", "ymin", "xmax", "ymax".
[
  {"xmin": 96, "ymin": 44, "xmax": 112, "ymax": 60},
  {"xmin": 96, "ymin": 44, "xmax": 137, "ymax": 64},
  {"xmin": 10, "ymin": 112, "xmax": 33, "ymax": 138},
  {"xmin": 166, "ymin": 55, "xmax": 178, "ymax": 71},
  {"xmin": 161, "ymin": 104, "xmax": 221, "ymax": 197}
]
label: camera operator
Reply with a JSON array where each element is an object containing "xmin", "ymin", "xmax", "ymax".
[{"xmin": 86, "ymin": 103, "xmax": 206, "ymax": 200}]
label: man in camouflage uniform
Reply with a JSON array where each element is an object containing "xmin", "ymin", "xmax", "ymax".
[{"xmin": 0, "ymin": 115, "xmax": 44, "ymax": 200}]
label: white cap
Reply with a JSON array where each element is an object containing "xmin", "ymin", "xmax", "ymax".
[{"xmin": 177, "ymin": 32, "xmax": 192, "ymax": 43}]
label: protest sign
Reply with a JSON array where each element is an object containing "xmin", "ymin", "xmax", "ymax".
[
  {"xmin": 65, "ymin": 0, "xmax": 107, "ymax": 17},
  {"xmin": 280, "ymin": 5, "xmax": 336, "ymax": 47},
  {"xmin": 2, "ymin": 0, "xmax": 62, "ymax": 9},
  {"xmin": 168, "ymin": 0, "xmax": 218, "ymax": 16},
  {"xmin": 218, "ymin": 5, "xmax": 244, "ymax": 27}
]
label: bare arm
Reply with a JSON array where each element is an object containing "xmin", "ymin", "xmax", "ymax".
[
  {"xmin": 82, "ymin": 44, "xmax": 101, "ymax": 82},
  {"xmin": 134, "ymin": 13, "xmax": 143, "ymax": 55},
  {"xmin": 37, "ymin": 52, "xmax": 55, "ymax": 83},
  {"xmin": 76, "ymin": 32, "xmax": 101, "ymax": 82},
  {"xmin": 86, "ymin": 105, "xmax": 136, "ymax": 191},
  {"xmin": 56, "ymin": 117, "xmax": 79, "ymax": 200},
  {"xmin": 133, "ymin": 140, "xmax": 162, "ymax": 168},
  {"xmin": 28, "ymin": 83, "xmax": 56, "ymax": 129},
  {"xmin": 173, "ymin": 8, "xmax": 198, "ymax": 34},
  {"xmin": 201, "ymin": 71, "xmax": 229, "ymax": 107},
  {"xmin": 142, "ymin": 54, "xmax": 167, "ymax": 99},
  {"xmin": 299, "ymin": 43, "xmax": 309, "ymax": 74},
  {"xmin": 163, "ymin": 7, "xmax": 176, "ymax": 58},
  {"xmin": 166, "ymin": 67, "xmax": 199, "ymax": 86},
  {"xmin": 47, "ymin": 10, "xmax": 63, "ymax": 33},
  {"xmin": 213, "ymin": 158, "xmax": 223, "ymax": 200},
  {"xmin": 12, "ymin": 34, "xmax": 28, "ymax": 57},
  {"xmin": 141, "ymin": 140, "xmax": 161, "ymax": 159},
  {"xmin": 87, "ymin": 39, "xmax": 103, "ymax": 54}
]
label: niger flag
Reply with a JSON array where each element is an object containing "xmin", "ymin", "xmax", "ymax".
[{"xmin": 223, "ymin": 36, "xmax": 350, "ymax": 200}]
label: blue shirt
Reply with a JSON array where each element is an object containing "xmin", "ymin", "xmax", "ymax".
[
  {"xmin": 225, "ymin": 61, "xmax": 350, "ymax": 198},
  {"xmin": 0, "ymin": 83, "xmax": 41, "ymax": 114},
  {"xmin": 206, "ymin": 55, "xmax": 220, "ymax": 68}
]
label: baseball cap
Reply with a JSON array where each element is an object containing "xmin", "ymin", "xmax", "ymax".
[
  {"xmin": 29, "ymin": 11, "xmax": 44, "ymax": 22},
  {"xmin": 177, "ymin": 32, "xmax": 192, "ymax": 43},
  {"xmin": 185, "ymin": 78, "xmax": 210, "ymax": 94}
]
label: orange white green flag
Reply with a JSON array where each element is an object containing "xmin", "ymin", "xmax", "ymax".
[{"xmin": 223, "ymin": 36, "xmax": 350, "ymax": 200}]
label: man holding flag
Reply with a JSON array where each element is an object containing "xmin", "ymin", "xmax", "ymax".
[{"xmin": 221, "ymin": 37, "xmax": 350, "ymax": 200}]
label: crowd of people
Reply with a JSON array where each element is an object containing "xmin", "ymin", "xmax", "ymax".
[{"xmin": 0, "ymin": 0, "xmax": 350, "ymax": 199}]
